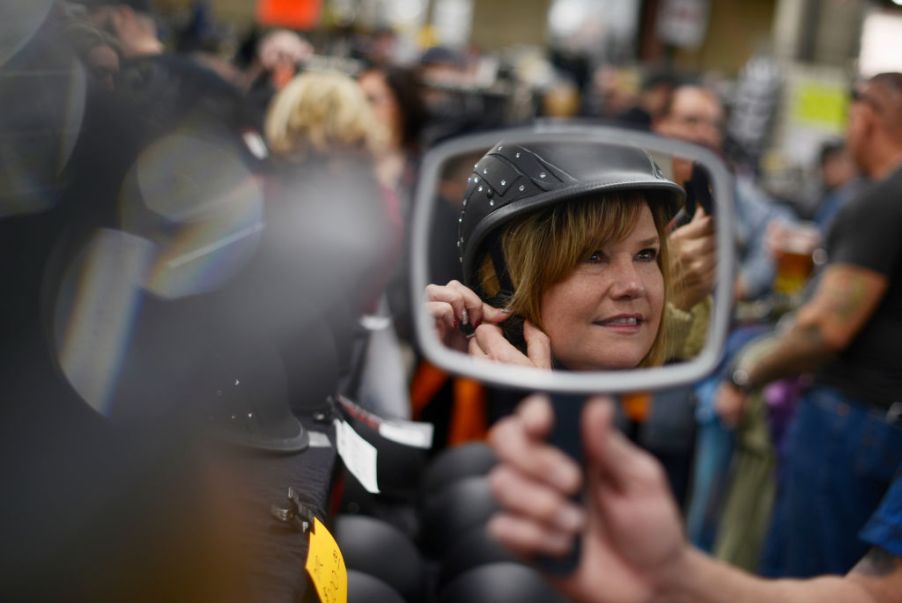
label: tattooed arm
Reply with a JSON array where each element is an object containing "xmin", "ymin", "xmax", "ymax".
[
  {"xmin": 741, "ymin": 263, "xmax": 888, "ymax": 388},
  {"xmin": 715, "ymin": 263, "xmax": 888, "ymax": 424},
  {"xmin": 656, "ymin": 547, "xmax": 902, "ymax": 603},
  {"xmin": 846, "ymin": 548, "xmax": 902, "ymax": 602}
]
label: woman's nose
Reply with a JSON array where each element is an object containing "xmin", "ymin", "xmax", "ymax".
[{"xmin": 609, "ymin": 258, "xmax": 644, "ymax": 299}]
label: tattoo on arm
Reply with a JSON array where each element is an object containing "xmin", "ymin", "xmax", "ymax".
[
  {"xmin": 854, "ymin": 548, "xmax": 899, "ymax": 577},
  {"xmin": 746, "ymin": 323, "xmax": 837, "ymax": 387},
  {"xmin": 824, "ymin": 272, "xmax": 870, "ymax": 322}
]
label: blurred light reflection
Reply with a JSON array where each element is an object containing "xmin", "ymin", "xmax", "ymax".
[
  {"xmin": 121, "ymin": 132, "xmax": 264, "ymax": 299},
  {"xmin": 0, "ymin": 58, "xmax": 87, "ymax": 217},
  {"xmin": 0, "ymin": 0, "xmax": 54, "ymax": 68},
  {"xmin": 56, "ymin": 229, "xmax": 155, "ymax": 416}
]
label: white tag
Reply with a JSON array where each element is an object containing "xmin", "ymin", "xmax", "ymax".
[
  {"xmin": 307, "ymin": 431, "xmax": 332, "ymax": 448},
  {"xmin": 379, "ymin": 419, "xmax": 434, "ymax": 449},
  {"xmin": 333, "ymin": 420, "xmax": 380, "ymax": 493}
]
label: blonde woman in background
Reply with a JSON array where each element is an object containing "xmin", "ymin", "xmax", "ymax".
[{"xmin": 264, "ymin": 70, "xmax": 410, "ymax": 418}]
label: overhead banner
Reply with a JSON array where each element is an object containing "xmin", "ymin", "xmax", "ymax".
[{"xmin": 257, "ymin": 0, "xmax": 322, "ymax": 30}]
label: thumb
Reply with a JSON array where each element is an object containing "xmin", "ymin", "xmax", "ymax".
[
  {"xmin": 582, "ymin": 396, "xmax": 659, "ymax": 493},
  {"xmin": 524, "ymin": 320, "xmax": 552, "ymax": 369}
]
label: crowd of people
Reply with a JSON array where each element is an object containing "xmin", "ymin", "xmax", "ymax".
[{"xmin": 1, "ymin": 0, "xmax": 900, "ymax": 601}]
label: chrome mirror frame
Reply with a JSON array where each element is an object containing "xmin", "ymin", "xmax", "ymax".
[{"xmin": 410, "ymin": 124, "xmax": 735, "ymax": 394}]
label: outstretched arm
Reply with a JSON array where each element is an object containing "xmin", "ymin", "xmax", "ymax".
[
  {"xmin": 487, "ymin": 395, "xmax": 902, "ymax": 603},
  {"xmin": 716, "ymin": 262, "xmax": 888, "ymax": 420},
  {"xmin": 739, "ymin": 263, "xmax": 887, "ymax": 387}
]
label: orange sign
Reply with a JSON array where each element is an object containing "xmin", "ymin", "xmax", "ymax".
[{"xmin": 257, "ymin": 0, "xmax": 321, "ymax": 30}]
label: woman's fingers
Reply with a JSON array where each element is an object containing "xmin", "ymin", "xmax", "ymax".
[
  {"xmin": 444, "ymin": 280, "xmax": 491, "ymax": 326},
  {"xmin": 524, "ymin": 320, "xmax": 552, "ymax": 370},
  {"xmin": 470, "ymin": 323, "xmax": 531, "ymax": 366},
  {"xmin": 426, "ymin": 280, "xmax": 510, "ymax": 328},
  {"xmin": 425, "ymin": 282, "xmax": 471, "ymax": 326},
  {"xmin": 427, "ymin": 301, "xmax": 471, "ymax": 351},
  {"xmin": 480, "ymin": 303, "xmax": 512, "ymax": 325},
  {"xmin": 426, "ymin": 301, "xmax": 457, "ymax": 331},
  {"xmin": 469, "ymin": 321, "xmax": 551, "ymax": 370}
]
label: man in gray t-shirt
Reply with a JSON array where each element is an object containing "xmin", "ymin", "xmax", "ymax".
[{"xmin": 718, "ymin": 73, "xmax": 902, "ymax": 577}]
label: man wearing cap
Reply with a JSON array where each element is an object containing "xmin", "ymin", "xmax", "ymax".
[{"xmin": 716, "ymin": 72, "xmax": 902, "ymax": 577}]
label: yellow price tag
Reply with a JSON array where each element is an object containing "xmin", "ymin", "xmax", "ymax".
[{"xmin": 305, "ymin": 517, "xmax": 347, "ymax": 603}]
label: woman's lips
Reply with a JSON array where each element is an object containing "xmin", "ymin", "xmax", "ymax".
[{"xmin": 593, "ymin": 314, "xmax": 644, "ymax": 332}]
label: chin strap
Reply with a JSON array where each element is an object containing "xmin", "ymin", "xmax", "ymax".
[{"xmin": 483, "ymin": 231, "xmax": 515, "ymax": 303}]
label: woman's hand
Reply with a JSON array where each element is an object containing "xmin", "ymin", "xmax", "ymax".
[
  {"xmin": 669, "ymin": 207, "xmax": 716, "ymax": 311},
  {"xmin": 468, "ymin": 320, "xmax": 552, "ymax": 370},
  {"xmin": 425, "ymin": 280, "xmax": 511, "ymax": 352}
]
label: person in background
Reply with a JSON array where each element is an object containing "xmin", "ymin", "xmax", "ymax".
[
  {"xmin": 357, "ymin": 65, "xmax": 428, "ymax": 198},
  {"xmin": 243, "ymin": 29, "xmax": 313, "ymax": 127},
  {"xmin": 263, "ymin": 70, "xmax": 399, "ymax": 407},
  {"xmin": 357, "ymin": 64, "xmax": 428, "ymax": 329},
  {"xmin": 713, "ymin": 72, "xmax": 902, "ymax": 578},
  {"xmin": 811, "ymin": 139, "xmax": 861, "ymax": 231},
  {"xmin": 592, "ymin": 65, "xmax": 639, "ymax": 122},
  {"xmin": 76, "ymin": 0, "xmax": 162, "ymax": 58},
  {"xmin": 617, "ymin": 67, "xmax": 680, "ymax": 131},
  {"xmin": 654, "ymin": 84, "xmax": 795, "ymax": 302},
  {"xmin": 72, "ymin": 0, "xmax": 248, "ymax": 143},
  {"xmin": 651, "ymin": 83, "xmax": 795, "ymax": 549},
  {"xmin": 61, "ymin": 2, "xmax": 121, "ymax": 90}
]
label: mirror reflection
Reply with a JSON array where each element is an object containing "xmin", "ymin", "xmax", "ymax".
[{"xmin": 423, "ymin": 140, "xmax": 719, "ymax": 373}]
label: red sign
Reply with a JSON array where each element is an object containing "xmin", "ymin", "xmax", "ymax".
[{"xmin": 257, "ymin": 0, "xmax": 322, "ymax": 30}]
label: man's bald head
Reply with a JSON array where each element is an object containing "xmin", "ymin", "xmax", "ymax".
[
  {"xmin": 862, "ymin": 73, "xmax": 902, "ymax": 132},
  {"xmin": 847, "ymin": 72, "xmax": 902, "ymax": 178}
]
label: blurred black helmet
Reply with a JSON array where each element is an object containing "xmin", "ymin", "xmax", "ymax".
[{"xmin": 457, "ymin": 141, "xmax": 684, "ymax": 289}]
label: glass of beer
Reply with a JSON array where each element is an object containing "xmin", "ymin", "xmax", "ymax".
[{"xmin": 772, "ymin": 222, "xmax": 821, "ymax": 297}]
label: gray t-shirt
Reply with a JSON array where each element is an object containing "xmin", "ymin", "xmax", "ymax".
[{"xmin": 817, "ymin": 166, "xmax": 902, "ymax": 409}]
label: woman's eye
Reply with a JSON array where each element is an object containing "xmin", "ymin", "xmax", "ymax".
[
  {"xmin": 636, "ymin": 248, "xmax": 659, "ymax": 262},
  {"xmin": 586, "ymin": 251, "xmax": 606, "ymax": 263}
]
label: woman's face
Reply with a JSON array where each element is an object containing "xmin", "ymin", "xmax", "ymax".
[
  {"xmin": 359, "ymin": 70, "xmax": 401, "ymax": 147},
  {"xmin": 539, "ymin": 204, "xmax": 664, "ymax": 370}
]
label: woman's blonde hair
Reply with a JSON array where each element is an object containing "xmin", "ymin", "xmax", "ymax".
[
  {"xmin": 478, "ymin": 193, "xmax": 671, "ymax": 367},
  {"xmin": 265, "ymin": 70, "xmax": 388, "ymax": 160}
]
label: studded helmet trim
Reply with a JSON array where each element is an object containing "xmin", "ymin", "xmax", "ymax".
[{"xmin": 457, "ymin": 142, "xmax": 685, "ymax": 289}]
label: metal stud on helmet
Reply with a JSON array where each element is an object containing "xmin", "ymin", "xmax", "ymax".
[{"xmin": 457, "ymin": 142, "xmax": 685, "ymax": 290}]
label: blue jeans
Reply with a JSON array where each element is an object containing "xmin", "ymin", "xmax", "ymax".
[
  {"xmin": 686, "ymin": 325, "xmax": 769, "ymax": 551},
  {"xmin": 686, "ymin": 415, "xmax": 734, "ymax": 552},
  {"xmin": 759, "ymin": 386, "xmax": 902, "ymax": 577}
]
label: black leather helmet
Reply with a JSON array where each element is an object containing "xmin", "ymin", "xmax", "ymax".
[{"xmin": 457, "ymin": 141, "xmax": 685, "ymax": 289}]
